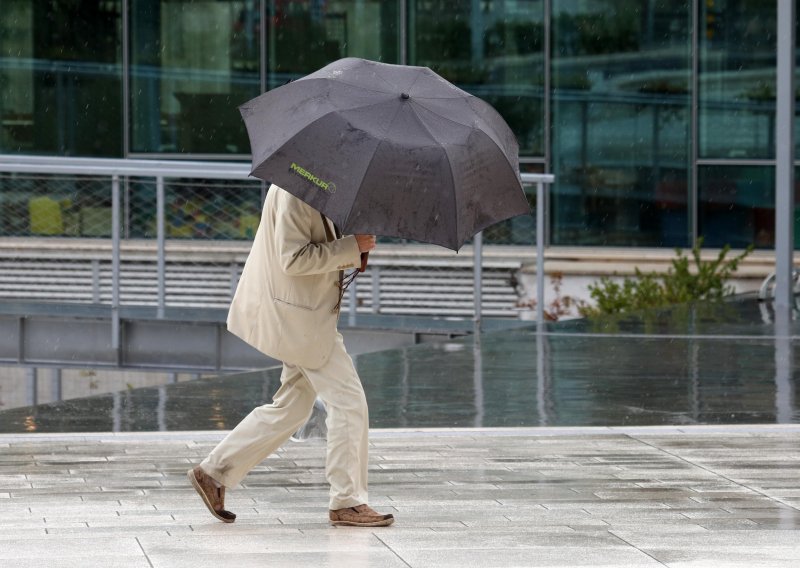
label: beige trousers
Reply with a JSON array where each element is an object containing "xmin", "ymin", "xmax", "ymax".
[{"xmin": 200, "ymin": 333, "xmax": 369, "ymax": 510}]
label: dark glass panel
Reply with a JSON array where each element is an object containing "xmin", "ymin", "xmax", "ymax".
[
  {"xmin": 408, "ymin": 1, "xmax": 544, "ymax": 157},
  {"xmin": 130, "ymin": 0, "xmax": 261, "ymax": 154},
  {"xmin": 268, "ymin": 1, "xmax": 400, "ymax": 86},
  {"xmin": 698, "ymin": 165, "xmax": 800, "ymax": 250},
  {"xmin": 0, "ymin": 1, "xmax": 122, "ymax": 156},
  {"xmin": 551, "ymin": 0, "xmax": 691, "ymax": 247},
  {"xmin": 698, "ymin": 165, "xmax": 771, "ymax": 249},
  {"xmin": 698, "ymin": 0, "xmax": 776, "ymax": 159}
]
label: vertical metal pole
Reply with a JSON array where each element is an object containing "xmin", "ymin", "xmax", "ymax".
[
  {"xmin": 536, "ymin": 181, "xmax": 546, "ymax": 326},
  {"xmin": 259, "ymin": 0, "xmax": 267, "ymax": 93},
  {"xmin": 775, "ymin": 323, "xmax": 795, "ymax": 423},
  {"xmin": 691, "ymin": 0, "xmax": 699, "ymax": 247},
  {"xmin": 775, "ymin": 0, "xmax": 796, "ymax": 311},
  {"xmin": 267, "ymin": 0, "xmax": 276, "ymax": 89},
  {"xmin": 473, "ymin": 231, "xmax": 483, "ymax": 334},
  {"xmin": 156, "ymin": 175, "xmax": 166, "ymax": 318},
  {"xmin": 543, "ymin": 0, "xmax": 551, "ymax": 175},
  {"xmin": 112, "ymin": 391, "xmax": 121, "ymax": 432},
  {"xmin": 122, "ymin": 0, "xmax": 130, "ymax": 157},
  {"xmin": 157, "ymin": 385, "xmax": 167, "ymax": 432},
  {"xmin": 112, "ymin": 175, "xmax": 121, "ymax": 350},
  {"xmin": 26, "ymin": 367, "xmax": 38, "ymax": 407},
  {"xmin": 50, "ymin": 368, "xmax": 62, "ymax": 403},
  {"xmin": 371, "ymin": 265, "xmax": 381, "ymax": 313},
  {"xmin": 123, "ymin": 178, "xmax": 131, "ymax": 239},
  {"xmin": 400, "ymin": 349, "xmax": 410, "ymax": 427},
  {"xmin": 473, "ymin": 334, "xmax": 484, "ymax": 428},
  {"xmin": 17, "ymin": 317, "xmax": 25, "ymax": 364},
  {"xmin": 536, "ymin": 330, "xmax": 548, "ymax": 426},
  {"xmin": 689, "ymin": 340, "xmax": 700, "ymax": 422},
  {"xmin": 400, "ymin": 0, "xmax": 408, "ymax": 65},
  {"xmin": 348, "ymin": 273, "xmax": 357, "ymax": 326}
]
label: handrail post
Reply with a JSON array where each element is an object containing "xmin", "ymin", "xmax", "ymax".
[
  {"xmin": 111, "ymin": 174, "xmax": 121, "ymax": 351},
  {"xmin": 371, "ymin": 265, "xmax": 381, "ymax": 313},
  {"xmin": 473, "ymin": 231, "xmax": 483, "ymax": 334},
  {"xmin": 348, "ymin": 274, "xmax": 357, "ymax": 326},
  {"xmin": 776, "ymin": 0, "xmax": 796, "ymax": 313},
  {"xmin": 536, "ymin": 180, "xmax": 545, "ymax": 327},
  {"xmin": 156, "ymin": 175, "xmax": 166, "ymax": 318}
]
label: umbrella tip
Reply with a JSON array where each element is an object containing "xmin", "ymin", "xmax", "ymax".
[{"xmin": 400, "ymin": 92, "xmax": 410, "ymax": 100}]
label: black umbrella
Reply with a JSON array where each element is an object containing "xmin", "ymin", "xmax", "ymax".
[{"xmin": 239, "ymin": 57, "xmax": 529, "ymax": 252}]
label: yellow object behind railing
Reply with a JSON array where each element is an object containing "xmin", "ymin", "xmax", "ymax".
[{"xmin": 29, "ymin": 196, "xmax": 64, "ymax": 235}]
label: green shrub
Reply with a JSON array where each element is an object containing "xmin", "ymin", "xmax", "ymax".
[{"xmin": 579, "ymin": 239, "xmax": 753, "ymax": 318}]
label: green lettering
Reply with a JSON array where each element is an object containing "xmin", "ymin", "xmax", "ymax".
[{"xmin": 288, "ymin": 162, "xmax": 336, "ymax": 194}]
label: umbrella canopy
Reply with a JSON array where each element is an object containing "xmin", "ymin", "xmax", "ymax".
[{"xmin": 239, "ymin": 57, "xmax": 529, "ymax": 251}]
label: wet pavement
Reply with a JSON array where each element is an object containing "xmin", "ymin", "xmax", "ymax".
[
  {"xmin": 0, "ymin": 294, "xmax": 796, "ymax": 432},
  {"xmin": 1, "ymin": 426, "xmax": 799, "ymax": 567},
  {"xmin": 1, "ymin": 296, "xmax": 799, "ymax": 567}
]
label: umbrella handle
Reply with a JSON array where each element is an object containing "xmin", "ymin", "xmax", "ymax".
[{"xmin": 359, "ymin": 252, "xmax": 369, "ymax": 272}]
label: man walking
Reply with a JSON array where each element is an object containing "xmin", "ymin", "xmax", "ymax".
[{"xmin": 188, "ymin": 184, "xmax": 394, "ymax": 527}]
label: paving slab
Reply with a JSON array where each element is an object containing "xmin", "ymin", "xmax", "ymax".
[{"xmin": 0, "ymin": 426, "xmax": 799, "ymax": 567}]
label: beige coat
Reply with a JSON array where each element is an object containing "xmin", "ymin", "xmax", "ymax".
[{"xmin": 227, "ymin": 185, "xmax": 361, "ymax": 369}]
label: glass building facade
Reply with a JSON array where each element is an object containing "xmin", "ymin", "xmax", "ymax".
[{"xmin": 0, "ymin": 0, "xmax": 797, "ymax": 249}]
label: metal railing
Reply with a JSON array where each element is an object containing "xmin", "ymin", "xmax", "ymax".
[
  {"xmin": 521, "ymin": 172, "xmax": 555, "ymax": 325},
  {"xmin": 0, "ymin": 156, "xmax": 556, "ymax": 348}
]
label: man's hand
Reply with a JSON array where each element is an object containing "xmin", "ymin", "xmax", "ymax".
[{"xmin": 355, "ymin": 234, "xmax": 376, "ymax": 253}]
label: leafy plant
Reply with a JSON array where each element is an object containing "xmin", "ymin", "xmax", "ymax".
[{"xmin": 579, "ymin": 239, "xmax": 753, "ymax": 318}]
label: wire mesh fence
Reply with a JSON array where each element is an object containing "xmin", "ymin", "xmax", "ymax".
[
  {"xmin": 0, "ymin": 172, "xmax": 263, "ymax": 240},
  {"xmin": 0, "ymin": 159, "xmax": 553, "ymax": 320},
  {"xmin": 0, "ymin": 173, "xmax": 113, "ymax": 237}
]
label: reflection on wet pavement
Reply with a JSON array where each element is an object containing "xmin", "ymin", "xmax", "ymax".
[
  {"xmin": 0, "ymin": 295, "xmax": 796, "ymax": 432},
  {"xmin": 3, "ymin": 427, "xmax": 800, "ymax": 566}
]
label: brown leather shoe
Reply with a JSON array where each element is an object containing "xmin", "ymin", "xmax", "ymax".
[
  {"xmin": 187, "ymin": 466, "xmax": 236, "ymax": 523},
  {"xmin": 329, "ymin": 504, "xmax": 394, "ymax": 527}
]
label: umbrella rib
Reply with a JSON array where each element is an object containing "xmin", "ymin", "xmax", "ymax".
[
  {"xmin": 341, "ymin": 102, "xmax": 406, "ymax": 231},
  {"xmin": 414, "ymin": 100, "xmax": 515, "ymax": 182},
  {"xmin": 407, "ymin": 104, "xmax": 460, "ymax": 249},
  {"xmin": 412, "ymin": 99, "xmax": 483, "ymax": 129},
  {"xmin": 408, "ymin": 104, "xmax": 457, "ymax": 147}
]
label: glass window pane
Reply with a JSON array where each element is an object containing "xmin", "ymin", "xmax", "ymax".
[
  {"xmin": 551, "ymin": 1, "xmax": 691, "ymax": 247},
  {"xmin": 0, "ymin": 1, "xmax": 122, "ymax": 156},
  {"xmin": 269, "ymin": 1, "xmax": 400, "ymax": 86},
  {"xmin": 408, "ymin": 1, "xmax": 544, "ymax": 157},
  {"xmin": 130, "ymin": 1, "xmax": 261, "ymax": 154},
  {"xmin": 699, "ymin": 1, "xmax": 776, "ymax": 159},
  {"xmin": 698, "ymin": 165, "xmax": 775, "ymax": 249}
]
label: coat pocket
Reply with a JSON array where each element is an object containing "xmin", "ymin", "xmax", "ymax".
[{"xmin": 271, "ymin": 297, "xmax": 332, "ymax": 369}]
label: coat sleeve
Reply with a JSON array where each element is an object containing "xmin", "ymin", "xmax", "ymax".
[{"xmin": 273, "ymin": 188, "xmax": 362, "ymax": 276}]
